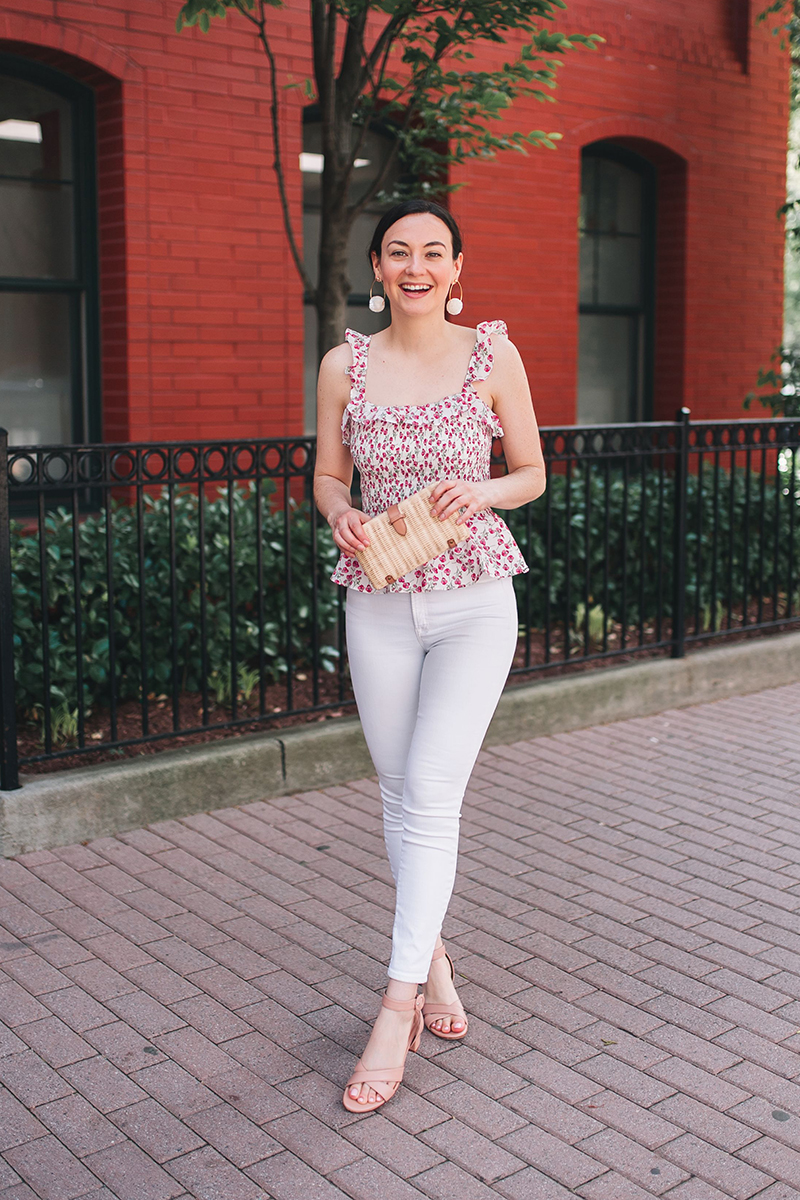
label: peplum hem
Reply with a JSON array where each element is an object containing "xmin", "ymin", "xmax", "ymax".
[{"xmin": 330, "ymin": 510, "xmax": 528, "ymax": 594}]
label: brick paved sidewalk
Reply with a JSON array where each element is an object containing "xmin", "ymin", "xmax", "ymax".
[{"xmin": 2, "ymin": 684, "xmax": 800, "ymax": 1200}]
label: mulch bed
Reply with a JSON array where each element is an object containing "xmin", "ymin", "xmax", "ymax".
[{"xmin": 15, "ymin": 609, "xmax": 800, "ymax": 777}]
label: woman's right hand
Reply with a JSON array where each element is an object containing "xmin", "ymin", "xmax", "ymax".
[{"xmin": 329, "ymin": 507, "xmax": 371, "ymax": 556}]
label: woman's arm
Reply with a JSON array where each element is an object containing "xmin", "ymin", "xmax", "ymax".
[
  {"xmin": 430, "ymin": 335, "xmax": 546, "ymax": 523},
  {"xmin": 313, "ymin": 344, "xmax": 371, "ymax": 555}
]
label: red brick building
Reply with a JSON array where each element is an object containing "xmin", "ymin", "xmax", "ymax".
[{"xmin": 0, "ymin": 1, "xmax": 789, "ymax": 447}]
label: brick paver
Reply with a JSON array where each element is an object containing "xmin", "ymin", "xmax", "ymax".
[{"xmin": 2, "ymin": 681, "xmax": 800, "ymax": 1198}]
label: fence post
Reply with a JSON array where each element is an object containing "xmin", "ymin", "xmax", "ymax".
[
  {"xmin": 0, "ymin": 430, "xmax": 20, "ymax": 790},
  {"xmin": 671, "ymin": 406, "xmax": 691, "ymax": 659}
]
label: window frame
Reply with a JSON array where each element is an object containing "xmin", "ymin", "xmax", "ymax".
[
  {"xmin": 0, "ymin": 52, "xmax": 101, "ymax": 446},
  {"xmin": 578, "ymin": 141, "xmax": 657, "ymax": 424}
]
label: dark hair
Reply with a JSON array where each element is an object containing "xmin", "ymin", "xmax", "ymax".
[{"xmin": 368, "ymin": 198, "xmax": 463, "ymax": 263}]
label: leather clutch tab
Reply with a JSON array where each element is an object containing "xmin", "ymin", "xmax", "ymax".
[{"xmin": 387, "ymin": 504, "xmax": 407, "ymax": 536}]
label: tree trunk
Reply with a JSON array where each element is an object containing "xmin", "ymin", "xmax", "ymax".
[{"xmin": 315, "ymin": 180, "xmax": 353, "ymax": 362}]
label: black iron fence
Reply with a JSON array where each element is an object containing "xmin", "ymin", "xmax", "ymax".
[{"xmin": 2, "ymin": 410, "xmax": 799, "ymax": 790}]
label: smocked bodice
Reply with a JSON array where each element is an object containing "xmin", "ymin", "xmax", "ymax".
[{"xmin": 331, "ymin": 320, "xmax": 528, "ymax": 592}]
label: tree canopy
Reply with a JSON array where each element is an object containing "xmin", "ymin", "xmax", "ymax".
[{"xmin": 176, "ymin": 0, "xmax": 600, "ymax": 358}]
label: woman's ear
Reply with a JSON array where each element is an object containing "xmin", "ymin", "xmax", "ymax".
[{"xmin": 370, "ymin": 250, "xmax": 381, "ymax": 280}]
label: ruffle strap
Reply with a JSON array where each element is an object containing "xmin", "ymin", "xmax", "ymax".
[
  {"xmin": 345, "ymin": 328, "xmax": 370, "ymax": 400},
  {"xmin": 466, "ymin": 320, "xmax": 508, "ymax": 385},
  {"xmin": 342, "ymin": 328, "xmax": 371, "ymax": 444}
]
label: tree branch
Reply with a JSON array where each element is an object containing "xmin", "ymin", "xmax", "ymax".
[
  {"xmin": 341, "ymin": 9, "xmax": 415, "ymax": 201},
  {"xmin": 340, "ymin": 28, "xmax": 394, "ymax": 192},
  {"xmin": 350, "ymin": 7, "xmax": 472, "ymax": 217},
  {"xmin": 231, "ymin": 0, "xmax": 261, "ymax": 26},
  {"xmin": 310, "ymin": 0, "xmax": 329, "ymax": 100},
  {"xmin": 241, "ymin": 0, "xmax": 316, "ymax": 298},
  {"xmin": 319, "ymin": 0, "xmax": 338, "ymax": 130}
]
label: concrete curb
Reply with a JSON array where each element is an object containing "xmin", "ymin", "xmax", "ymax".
[{"xmin": 3, "ymin": 630, "xmax": 799, "ymax": 856}]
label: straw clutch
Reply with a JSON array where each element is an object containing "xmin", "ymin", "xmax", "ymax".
[{"xmin": 355, "ymin": 485, "xmax": 470, "ymax": 590}]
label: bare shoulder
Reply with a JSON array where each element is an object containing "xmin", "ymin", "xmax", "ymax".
[
  {"xmin": 485, "ymin": 328, "xmax": 531, "ymax": 412},
  {"xmin": 317, "ymin": 340, "xmax": 352, "ymax": 405},
  {"xmin": 319, "ymin": 340, "xmax": 353, "ymax": 381},
  {"xmin": 489, "ymin": 331, "xmax": 525, "ymax": 376}
]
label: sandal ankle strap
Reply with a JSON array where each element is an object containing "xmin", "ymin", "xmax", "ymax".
[
  {"xmin": 430, "ymin": 943, "xmax": 447, "ymax": 962},
  {"xmin": 381, "ymin": 991, "xmax": 423, "ymax": 1012}
]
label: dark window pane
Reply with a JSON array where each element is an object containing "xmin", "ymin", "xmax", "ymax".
[
  {"xmin": 596, "ymin": 234, "xmax": 641, "ymax": 307},
  {"xmin": 0, "ymin": 178, "xmax": 75, "ymax": 278},
  {"xmin": 302, "ymin": 208, "xmax": 395, "ymax": 297},
  {"xmin": 579, "ymin": 157, "xmax": 597, "ymax": 232},
  {"xmin": 579, "ymin": 148, "xmax": 652, "ymax": 423},
  {"xmin": 594, "ymin": 158, "xmax": 642, "ymax": 235},
  {"xmin": 579, "ymin": 233, "xmax": 595, "ymax": 304},
  {"xmin": 0, "ymin": 77, "xmax": 73, "ymax": 181},
  {"xmin": 301, "ymin": 122, "xmax": 398, "ymax": 212},
  {"xmin": 0, "ymin": 291, "xmax": 73, "ymax": 444},
  {"xmin": 578, "ymin": 313, "xmax": 638, "ymax": 424}
]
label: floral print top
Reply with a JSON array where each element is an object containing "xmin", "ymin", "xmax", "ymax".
[{"xmin": 330, "ymin": 320, "xmax": 529, "ymax": 593}]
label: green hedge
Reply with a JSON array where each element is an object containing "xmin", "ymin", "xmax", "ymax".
[
  {"xmin": 11, "ymin": 482, "xmax": 341, "ymax": 717},
  {"xmin": 10, "ymin": 459, "xmax": 800, "ymax": 721},
  {"xmin": 503, "ymin": 458, "xmax": 800, "ymax": 629}
]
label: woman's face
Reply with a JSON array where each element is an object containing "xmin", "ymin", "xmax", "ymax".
[{"xmin": 372, "ymin": 213, "xmax": 462, "ymax": 318}]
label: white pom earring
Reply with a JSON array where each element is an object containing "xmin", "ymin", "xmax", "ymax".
[
  {"xmin": 446, "ymin": 280, "xmax": 463, "ymax": 316},
  {"xmin": 368, "ymin": 279, "xmax": 386, "ymax": 313}
]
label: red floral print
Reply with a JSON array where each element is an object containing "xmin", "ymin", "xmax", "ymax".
[{"xmin": 331, "ymin": 320, "xmax": 529, "ymax": 593}]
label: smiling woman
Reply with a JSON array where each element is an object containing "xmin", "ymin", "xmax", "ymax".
[{"xmin": 313, "ymin": 198, "xmax": 546, "ymax": 1115}]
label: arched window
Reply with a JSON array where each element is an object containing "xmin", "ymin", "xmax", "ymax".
[
  {"xmin": 578, "ymin": 143, "xmax": 656, "ymax": 425},
  {"xmin": 302, "ymin": 112, "xmax": 399, "ymax": 429},
  {"xmin": 0, "ymin": 54, "xmax": 99, "ymax": 447}
]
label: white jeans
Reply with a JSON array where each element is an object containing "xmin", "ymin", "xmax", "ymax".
[{"xmin": 345, "ymin": 576, "xmax": 519, "ymax": 982}]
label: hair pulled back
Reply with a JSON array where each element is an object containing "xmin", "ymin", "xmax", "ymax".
[{"xmin": 368, "ymin": 199, "xmax": 463, "ymax": 264}]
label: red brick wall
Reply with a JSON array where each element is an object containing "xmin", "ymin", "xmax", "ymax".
[
  {"xmin": 0, "ymin": 0, "xmax": 789, "ymax": 437},
  {"xmin": 1, "ymin": 2, "xmax": 307, "ymax": 443},
  {"xmin": 452, "ymin": 0, "xmax": 788, "ymax": 426}
]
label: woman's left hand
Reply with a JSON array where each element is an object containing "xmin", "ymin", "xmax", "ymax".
[{"xmin": 429, "ymin": 479, "xmax": 495, "ymax": 525}]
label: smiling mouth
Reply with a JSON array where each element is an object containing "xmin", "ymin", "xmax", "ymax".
[{"xmin": 399, "ymin": 283, "xmax": 433, "ymax": 296}]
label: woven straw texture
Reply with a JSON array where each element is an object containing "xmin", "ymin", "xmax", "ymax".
[{"xmin": 355, "ymin": 486, "xmax": 470, "ymax": 590}]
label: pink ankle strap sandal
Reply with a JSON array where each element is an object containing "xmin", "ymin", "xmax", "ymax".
[
  {"xmin": 342, "ymin": 992, "xmax": 424, "ymax": 1113},
  {"xmin": 422, "ymin": 943, "xmax": 468, "ymax": 1041}
]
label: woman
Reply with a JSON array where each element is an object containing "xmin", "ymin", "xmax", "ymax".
[{"xmin": 314, "ymin": 198, "xmax": 545, "ymax": 1112}]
